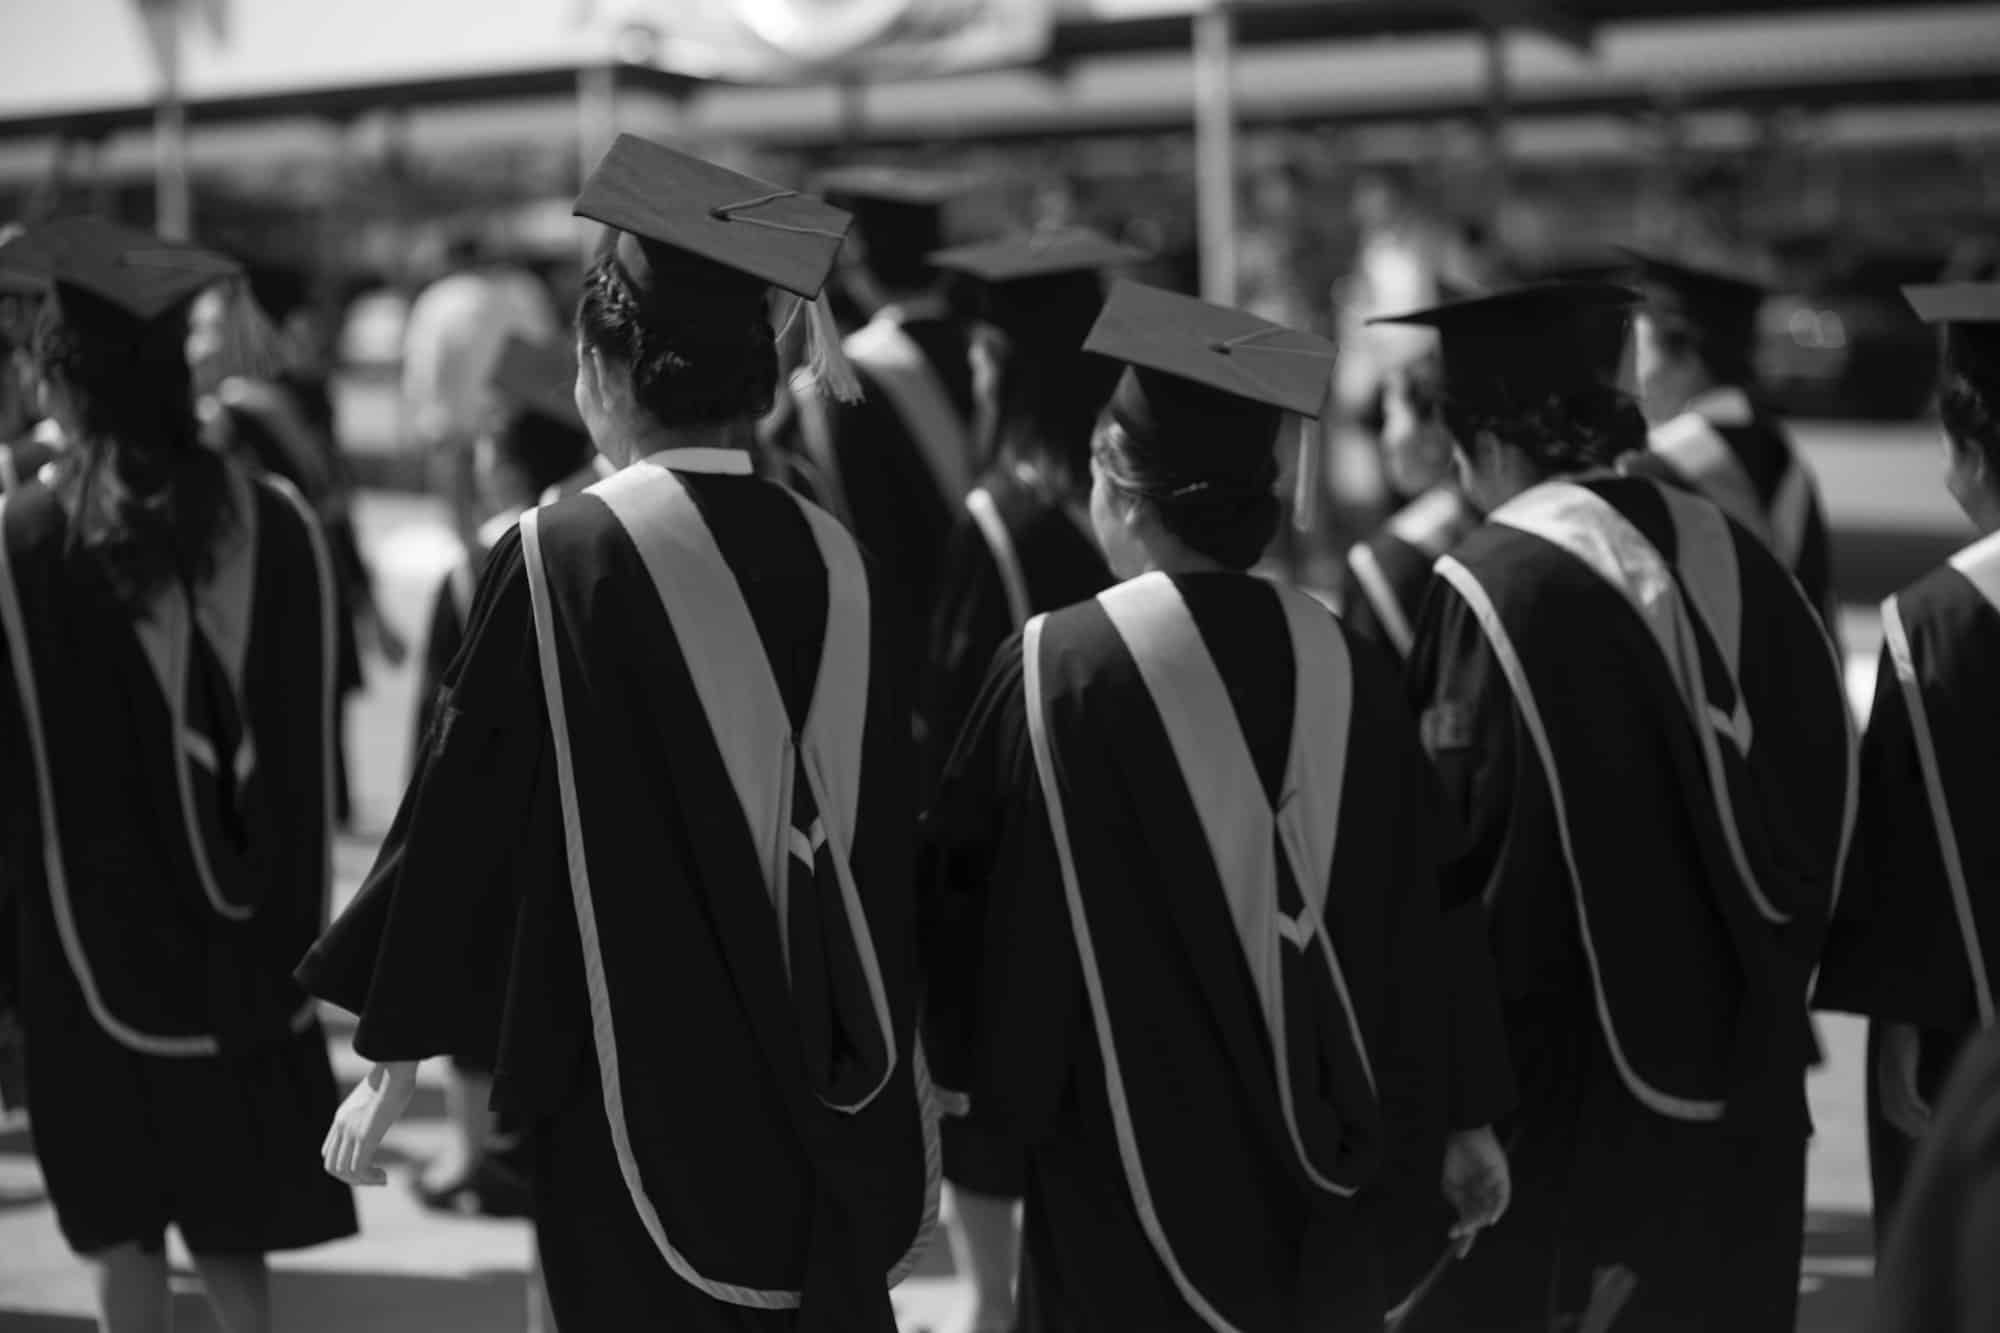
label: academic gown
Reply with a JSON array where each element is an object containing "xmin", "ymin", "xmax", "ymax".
[
  {"xmin": 1400, "ymin": 473, "xmax": 1855, "ymax": 1333},
  {"xmin": 1866, "ymin": 1024, "xmax": 2000, "ymax": 1333},
  {"xmin": 923, "ymin": 571, "xmax": 1514, "ymax": 1333},
  {"xmin": 1622, "ymin": 386, "xmax": 1834, "ymax": 621},
  {"xmin": 410, "ymin": 508, "xmax": 520, "ymax": 768},
  {"xmin": 1338, "ymin": 485, "xmax": 1475, "ymax": 665},
  {"xmin": 1815, "ymin": 528, "xmax": 2000, "ymax": 1237},
  {"xmin": 785, "ymin": 307, "xmax": 975, "ymax": 629},
  {"xmin": 299, "ymin": 449, "xmax": 937, "ymax": 1333},
  {"xmin": 0, "ymin": 462, "xmax": 356, "ymax": 1256},
  {"xmin": 916, "ymin": 460, "xmax": 1112, "ymax": 794}
]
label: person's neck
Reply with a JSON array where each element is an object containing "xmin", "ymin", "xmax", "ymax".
[
  {"xmin": 1136, "ymin": 531, "xmax": 1227, "ymax": 577},
  {"xmin": 615, "ymin": 418, "xmax": 749, "ymax": 467}
]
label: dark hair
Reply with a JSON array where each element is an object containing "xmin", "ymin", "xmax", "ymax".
[
  {"xmin": 1441, "ymin": 384, "xmax": 1649, "ymax": 478},
  {"xmin": 1093, "ymin": 411, "xmax": 1280, "ymax": 570},
  {"xmin": 497, "ymin": 410, "xmax": 593, "ymax": 497},
  {"xmin": 576, "ymin": 247, "xmax": 778, "ymax": 430},
  {"xmin": 987, "ymin": 334, "xmax": 1118, "ymax": 499},
  {"xmin": 1939, "ymin": 324, "xmax": 2000, "ymax": 472},
  {"xmin": 34, "ymin": 296, "xmax": 235, "ymax": 607}
]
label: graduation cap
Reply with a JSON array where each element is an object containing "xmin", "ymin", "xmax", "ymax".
[
  {"xmin": 931, "ymin": 226, "xmax": 1141, "ymax": 346},
  {"xmin": 1619, "ymin": 248, "xmax": 1767, "ymax": 346},
  {"xmin": 0, "ymin": 216, "xmax": 239, "ymax": 327},
  {"xmin": 1906, "ymin": 283, "xmax": 2000, "ymax": 328},
  {"xmin": 489, "ymin": 334, "xmax": 584, "ymax": 432},
  {"xmin": 1370, "ymin": 281, "xmax": 1640, "ymax": 415},
  {"xmin": 1084, "ymin": 279, "xmax": 1338, "ymax": 490},
  {"xmin": 574, "ymin": 134, "xmax": 860, "ymax": 401},
  {"xmin": 1906, "ymin": 282, "xmax": 2000, "ymax": 384},
  {"xmin": 815, "ymin": 164, "xmax": 968, "ymax": 287}
]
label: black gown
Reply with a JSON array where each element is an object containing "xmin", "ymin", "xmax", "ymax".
[
  {"xmin": 0, "ymin": 462, "xmax": 356, "ymax": 1257},
  {"xmin": 788, "ymin": 307, "xmax": 975, "ymax": 630},
  {"xmin": 916, "ymin": 460, "xmax": 1111, "ymax": 793},
  {"xmin": 1623, "ymin": 385, "xmax": 1835, "ymax": 621},
  {"xmin": 299, "ymin": 449, "xmax": 936, "ymax": 1333},
  {"xmin": 1338, "ymin": 485, "xmax": 1475, "ymax": 666},
  {"xmin": 1815, "ymin": 527, "xmax": 2000, "ymax": 1238},
  {"xmin": 924, "ymin": 571, "xmax": 1513, "ymax": 1333},
  {"xmin": 1402, "ymin": 473, "xmax": 1854, "ymax": 1333}
]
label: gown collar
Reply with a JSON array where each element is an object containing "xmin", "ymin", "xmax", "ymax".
[{"xmin": 630, "ymin": 447, "xmax": 754, "ymax": 477}]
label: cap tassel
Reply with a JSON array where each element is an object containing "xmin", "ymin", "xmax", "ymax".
[
  {"xmin": 216, "ymin": 277, "xmax": 282, "ymax": 384},
  {"xmin": 802, "ymin": 290, "xmax": 863, "ymax": 405}
]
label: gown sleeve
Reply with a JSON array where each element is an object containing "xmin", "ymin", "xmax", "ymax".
[
  {"xmin": 1813, "ymin": 639, "xmax": 1973, "ymax": 1027},
  {"xmin": 0, "ymin": 605, "xmax": 21, "ymax": 1018},
  {"xmin": 1406, "ymin": 586, "xmax": 1536, "ymax": 1131},
  {"xmin": 920, "ymin": 636, "xmax": 1083, "ymax": 1193},
  {"xmin": 297, "ymin": 527, "xmax": 560, "ymax": 1067}
]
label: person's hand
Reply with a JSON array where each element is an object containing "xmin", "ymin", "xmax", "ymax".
[
  {"xmin": 324, "ymin": 1060, "xmax": 420, "ymax": 1186},
  {"xmin": 1877, "ymin": 1022, "xmax": 1932, "ymax": 1139},
  {"xmin": 1442, "ymin": 1125, "xmax": 1511, "ymax": 1254}
]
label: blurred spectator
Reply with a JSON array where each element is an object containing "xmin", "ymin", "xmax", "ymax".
[{"xmin": 400, "ymin": 235, "xmax": 559, "ymax": 546}]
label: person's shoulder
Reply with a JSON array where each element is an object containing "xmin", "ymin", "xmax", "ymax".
[{"xmin": 1895, "ymin": 532, "xmax": 2000, "ymax": 645}]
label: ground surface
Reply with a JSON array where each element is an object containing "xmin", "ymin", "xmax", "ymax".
[{"xmin": 0, "ymin": 420, "xmax": 1955, "ymax": 1331}]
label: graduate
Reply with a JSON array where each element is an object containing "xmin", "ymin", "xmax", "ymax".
[
  {"xmin": 1386, "ymin": 282, "xmax": 1856, "ymax": 1333},
  {"xmin": 1340, "ymin": 354, "xmax": 1475, "ymax": 665},
  {"xmin": 406, "ymin": 332, "xmax": 593, "ymax": 1220},
  {"xmin": 909, "ymin": 226, "xmax": 1133, "ymax": 1329},
  {"xmin": 793, "ymin": 165, "xmax": 976, "ymax": 628},
  {"xmin": 1814, "ymin": 283, "xmax": 2000, "ymax": 1240},
  {"xmin": 0, "ymin": 221, "xmax": 355, "ymax": 1333},
  {"xmin": 923, "ymin": 279, "xmax": 1516, "ymax": 1333},
  {"xmin": 299, "ymin": 135, "xmax": 938, "ymax": 1333},
  {"xmin": 1621, "ymin": 250, "xmax": 1835, "ymax": 621},
  {"xmin": 411, "ymin": 333, "xmax": 594, "ymax": 762},
  {"xmin": 915, "ymin": 226, "xmax": 1135, "ymax": 781}
]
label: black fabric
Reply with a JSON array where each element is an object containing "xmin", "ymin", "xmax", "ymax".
[
  {"xmin": 916, "ymin": 465, "xmax": 1111, "ymax": 796},
  {"xmin": 1403, "ymin": 474, "xmax": 1848, "ymax": 1331},
  {"xmin": 3, "ymin": 472, "xmax": 331, "ymax": 1051},
  {"xmin": 1818, "ymin": 560, "xmax": 2000, "ymax": 1029},
  {"xmin": 0, "ymin": 465, "xmax": 353, "ymax": 1257},
  {"xmin": 27, "ymin": 1019, "xmax": 354, "ymax": 1256},
  {"xmin": 534, "ymin": 1053, "xmax": 794, "ymax": 1333},
  {"xmin": 300, "ymin": 467, "xmax": 924, "ymax": 1332},
  {"xmin": 1863, "ymin": 1019, "xmax": 1971, "ymax": 1250},
  {"xmin": 923, "ymin": 575, "xmax": 1491, "ymax": 1332},
  {"xmin": 818, "ymin": 315, "xmax": 974, "ymax": 629},
  {"xmin": 1340, "ymin": 487, "xmax": 1474, "ymax": 666}
]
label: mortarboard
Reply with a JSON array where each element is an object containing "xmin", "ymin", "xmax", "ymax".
[
  {"xmin": 932, "ymin": 226, "xmax": 1141, "ymax": 346},
  {"xmin": 1370, "ymin": 281, "xmax": 1639, "ymax": 414},
  {"xmin": 1905, "ymin": 283, "xmax": 2000, "ymax": 327},
  {"xmin": 490, "ymin": 334, "xmax": 584, "ymax": 432},
  {"xmin": 1619, "ymin": 248, "xmax": 1766, "ymax": 344},
  {"xmin": 1906, "ymin": 282, "xmax": 2000, "ymax": 379},
  {"xmin": 815, "ymin": 164, "xmax": 968, "ymax": 283},
  {"xmin": 0, "ymin": 215, "xmax": 240, "ymax": 331},
  {"xmin": 1085, "ymin": 279, "xmax": 1338, "ymax": 420},
  {"xmin": 574, "ymin": 134, "xmax": 861, "ymax": 401},
  {"xmin": 575, "ymin": 134, "xmax": 852, "ymax": 301}
]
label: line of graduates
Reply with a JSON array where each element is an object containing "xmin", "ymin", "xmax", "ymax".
[{"xmin": 3, "ymin": 131, "xmax": 1999, "ymax": 1333}]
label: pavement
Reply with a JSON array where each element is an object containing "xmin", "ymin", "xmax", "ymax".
[{"xmin": 0, "ymin": 421, "xmax": 1959, "ymax": 1331}]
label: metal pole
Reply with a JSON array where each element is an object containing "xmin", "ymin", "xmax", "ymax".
[
  {"xmin": 1480, "ymin": 21, "xmax": 1511, "ymax": 205},
  {"xmin": 1192, "ymin": 4, "xmax": 1237, "ymax": 306},
  {"xmin": 145, "ymin": 0, "xmax": 192, "ymax": 239},
  {"xmin": 577, "ymin": 61, "xmax": 619, "ymax": 265}
]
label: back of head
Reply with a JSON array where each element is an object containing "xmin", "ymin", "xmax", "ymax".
[
  {"xmin": 34, "ymin": 290, "xmax": 233, "ymax": 606},
  {"xmin": 980, "ymin": 271, "xmax": 1120, "ymax": 493},
  {"xmin": 576, "ymin": 234, "xmax": 780, "ymax": 431},
  {"xmin": 1940, "ymin": 322, "xmax": 2000, "ymax": 473}
]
